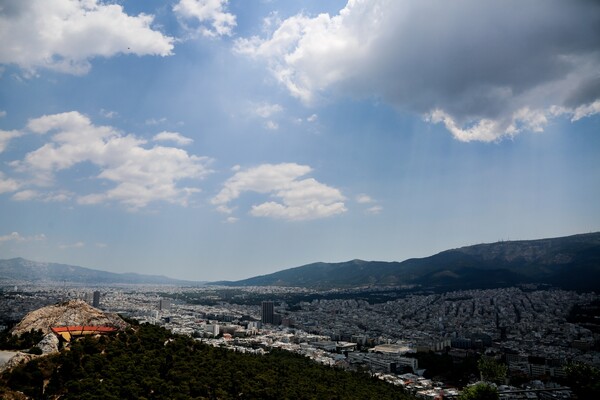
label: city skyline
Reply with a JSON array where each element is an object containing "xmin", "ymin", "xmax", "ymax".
[{"xmin": 1, "ymin": 0, "xmax": 599, "ymax": 281}]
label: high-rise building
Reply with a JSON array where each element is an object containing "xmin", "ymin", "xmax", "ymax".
[
  {"xmin": 92, "ymin": 291, "xmax": 100, "ymax": 308},
  {"xmin": 261, "ymin": 301, "xmax": 274, "ymax": 324},
  {"xmin": 159, "ymin": 299, "xmax": 171, "ymax": 311}
]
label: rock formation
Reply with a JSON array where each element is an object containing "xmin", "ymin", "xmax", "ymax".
[{"xmin": 10, "ymin": 299, "xmax": 128, "ymax": 336}]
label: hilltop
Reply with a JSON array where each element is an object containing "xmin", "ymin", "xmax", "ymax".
[
  {"xmin": 10, "ymin": 299, "xmax": 128, "ymax": 336},
  {"xmin": 217, "ymin": 232, "xmax": 600, "ymax": 291}
]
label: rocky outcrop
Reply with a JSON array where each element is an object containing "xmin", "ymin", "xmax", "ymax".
[
  {"xmin": 36, "ymin": 333, "xmax": 59, "ymax": 354},
  {"xmin": 0, "ymin": 352, "xmax": 39, "ymax": 373},
  {"xmin": 10, "ymin": 299, "xmax": 128, "ymax": 336}
]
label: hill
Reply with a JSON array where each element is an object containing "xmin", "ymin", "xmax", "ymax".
[
  {"xmin": 0, "ymin": 258, "xmax": 198, "ymax": 286},
  {"xmin": 10, "ymin": 299, "xmax": 128, "ymax": 336},
  {"xmin": 217, "ymin": 232, "xmax": 600, "ymax": 291},
  {"xmin": 0, "ymin": 322, "xmax": 415, "ymax": 400}
]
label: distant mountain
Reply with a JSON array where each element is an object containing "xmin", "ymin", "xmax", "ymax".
[
  {"xmin": 0, "ymin": 258, "xmax": 197, "ymax": 285},
  {"xmin": 216, "ymin": 232, "xmax": 600, "ymax": 291}
]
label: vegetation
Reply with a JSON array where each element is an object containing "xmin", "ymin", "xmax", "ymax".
[
  {"xmin": 0, "ymin": 323, "xmax": 416, "ymax": 400},
  {"xmin": 458, "ymin": 383, "xmax": 499, "ymax": 400},
  {"xmin": 477, "ymin": 356, "xmax": 507, "ymax": 384},
  {"xmin": 0, "ymin": 328, "xmax": 44, "ymax": 350},
  {"xmin": 564, "ymin": 362, "xmax": 600, "ymax": 399}
]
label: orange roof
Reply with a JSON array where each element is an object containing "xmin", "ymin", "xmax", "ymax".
[{"xmin": 51, "ymin": 325, "xmax": 118, "ymax": 335}]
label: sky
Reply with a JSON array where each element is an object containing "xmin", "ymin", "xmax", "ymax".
[{"xmin": 1, "ymin": 0, "xmax": 599, "ymax": 281}]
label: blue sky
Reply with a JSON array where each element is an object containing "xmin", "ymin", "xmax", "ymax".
[{"xmin": 1, "ymin": 0, "xmax": 599, "ymax": 281}]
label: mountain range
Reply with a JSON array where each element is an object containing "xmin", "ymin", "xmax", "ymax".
[
  {"xmin": 0, "ymin": 258, "xmax": 195, "ymax": 285},
  {"xmin": 217, "ymin": 232, "xmax": 600, "ymax": 291},
  {"xmin": 2, "ymin": 232, "xmax": 599, "ymax": 290}
]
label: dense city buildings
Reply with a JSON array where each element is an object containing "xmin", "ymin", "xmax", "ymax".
[{"xmin": 1, "ymin": 283, "xmax": 598, "ymax": 398}]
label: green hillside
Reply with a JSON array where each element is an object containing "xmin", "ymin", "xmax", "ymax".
[{"xmin": 0, "ymin": 323, "xmax": 415, "ymax": 400}]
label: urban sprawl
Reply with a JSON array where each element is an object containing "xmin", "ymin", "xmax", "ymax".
[{"xmin": 1, "ymin": 284, "xmax": 598, "ymax": 399}]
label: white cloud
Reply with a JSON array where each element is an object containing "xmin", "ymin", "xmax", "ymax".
[
  {"xmin": 253, "ymin": 102, "xmax": 283, "ymax": 118},
  {"xmin": 42, "ymin": 190, "xmax": 73, "ymax": 202},
  {"xmin": 12, "ymin": 190, "xmax": 39, "ymax": 201},
  {"xmin": 95, "ymin": 242, "xmax": 108, "ymax": 248},
  {"xmin": 366, "ymin": 205, "xmax": 383, "ymax": 215},
  {"xmin": 224, "ymin": 216, "xmax": 238, "ymax": 223},
  {"xmin": 11, "ymin": 189, "xmax": 73, "ymax": 202},
  {"xmin": 428, "ymin": 101, "xmax": 600, "ymax": 142},
  {"xmin": 0, "ymin": 232, "xmax": 46, "ymax": 243},
  {"xmin": 356, "ymin": 193, "xmax": 382, "ymax": 214},
  {"xmin": 264, "ymin": 120, "xmax": 279, "ymax": 130},
  {"xmin": 212, "ymin": 163, "xmax": 346, "ymax": 221},
  {"xmin": 356, "ymin": 194, "xmax": 373, "ymax": 204},
  {"xmin": 174, "ymin": 0, "xmax": 236, "ymax": 38},
  {"xmin": 145, "ymin": 117, "xmax": 167, "ymax": 126},
  {"xmin": 235, "ymin": 0, "xmax": 600, "ymax": 142},
  {"xmin": 0, "ymin": 232, "xmax": 24, "ymax": 243},
  {"xmin": 100, "ymin": 109, "xmax": 117, "ymax": 119},
  {"xmin": 0, "ymin": 110, "xmax": 6, "ymax": 118},
  {"xmin": 0, "ymin": 172, "xmax": 20, "ymax": 194},
  {"xmin": 59, "ymin": 241, "xmax": 85, "ymax": 250},
  {"xmin": 307, "ymin": 114, "xmax": 318, "ymax": 123},
  {"xmin": 153, "ymin": 131, "xmax": 194, "ymax": 146},
  {"xmin": 0, "ymin": 0, "xmax": 174, "ymax": 75},
  {"xmin": 570, "ymin": 100, "xmax": 600, "ymax": 122},
  {"xmin": 0, "ymin": 129, "xmax": 23, "ymax": 153},
  {"xmin": 10, "ymin": 111, "xmax": 211, "ymax": 209}
]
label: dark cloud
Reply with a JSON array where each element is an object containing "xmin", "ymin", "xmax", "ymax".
[
  {"xmin": 565, "ymin": 77, "xmax": 600, "ymax": 108},
  {"xmin": 238, "ymin": 0, "xmax": 600, "ymax": 140}
]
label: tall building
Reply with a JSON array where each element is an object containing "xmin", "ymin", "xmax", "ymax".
[
  {"xmin": 261, "ymin": 301, "xmax": 274, "ymax": 324},
  {"xmin": 159, "ymin": 299, "xmax": 171, "ymax": 311},
  {"xmin": 92, "ymin": 290, "xmax": 100, "ymax": 308}
]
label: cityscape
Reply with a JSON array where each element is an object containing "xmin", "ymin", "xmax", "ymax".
[
  {"xmin": 1, "ymin": 280, "xmax": 598, "ymax": 399},
  {"xmin": 1, "ymin": 0, "xmax": 600, "ymax": 399}
]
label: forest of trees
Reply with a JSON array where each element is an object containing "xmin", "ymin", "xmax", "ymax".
[
  {"xmin": 2, "ymin": 322, "xmax": 600, "ymax": 399},
  {"xmin": 0, "ymin": 323, "xmax": 416, "ymax": 400}
]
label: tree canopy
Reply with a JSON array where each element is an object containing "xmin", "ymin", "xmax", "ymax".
[
  {"xmin": 0, "ymin": 323, "xmax": 416, "ymax": 400},
  {"xmin": 458, "ymin": 383, "xmax": 499, "ymax": 400}
]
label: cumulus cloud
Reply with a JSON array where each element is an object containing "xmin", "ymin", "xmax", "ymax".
[
  {"xmin": 264, "ymin": 120, "xmax": 279, "ymax": 130},
  {"xmin": 153, "ymin": 131, "xmax": 194, "ymax": 146},
  {"xmin": 0, "ymin": 129, "xmax": 22, "ymax": 153},
  {"xmin": 11, "ymin": 189, "xmax": 73, "ymax": 202},
  {"xmin": 100, "ymin": 109, "xmax": 118, "ymax": 119},
  {"xmin": 9, "ymin": 111, "xmax": 211, "ymax": 209},
  {"xmin": 145, "ymin": 117, "xmax": 167, "ymax": 126},
  {"xmin": 0, "ymin": 232, "xmax": 46, "ymax": 243},
  {"xmin": 0, "ymin": 172, "xmax": 20, "ymax": 194},
  {"xmin": 235, "ymin": 0, "xmax": 600, "ymax": 142},
  {"xmin": 249, "ymin": 102, "xmax": 283, "ymax": 131},
  {"xmin": 0, "ymin": 0, "xmax": 174, "ymax": 75},
  {"xmin": 366, "ymin": 205, "xmax": 382, "ymax": 215},
  {"xmin": 12, "ymin": 190, "xmax": 38, "ymax": 201},
  {"xmin": 356, "ymin": 194, "xmax": 373, "ymax": 204},
  {"xmin": 174, "ymin": 0, "xmax": 236, "ymax": 38},
  {"xmin": 356, "ymin": 193, "xmax": 382, "ymax": 214},
  {"xmin": 253, "ymin": 102, "xmax": 283, "ymax": 118},
  {"xmin": 212, "ymin": 163, "xmax": 346, "ymax": 221}
]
